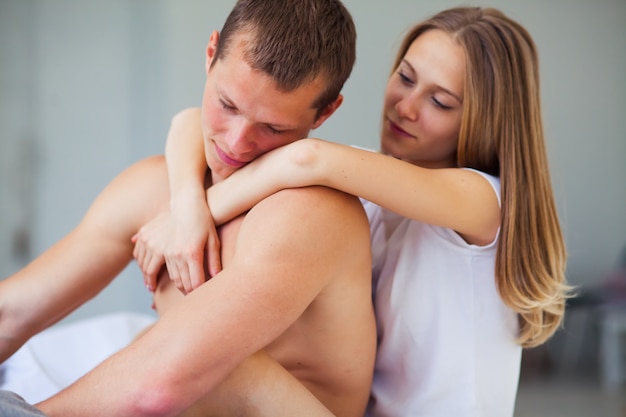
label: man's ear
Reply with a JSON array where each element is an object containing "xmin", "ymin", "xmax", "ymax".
[
  {"xmin": 311, "ymin": 94, "xmax": 344, "ymax": 129},
  {"xmin": 205, "ymin": 30, "xmax": 220, "ymax": 74}
]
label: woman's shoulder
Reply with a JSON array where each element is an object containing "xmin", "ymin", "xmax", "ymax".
[{"xmin": 461, "ymin": 168, "xmax": 501, "ymax": 206}]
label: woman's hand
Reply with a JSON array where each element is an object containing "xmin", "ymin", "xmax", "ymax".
[{"xmin": 132, "ymin": 190, "xmax": 221, "ymax": 294}]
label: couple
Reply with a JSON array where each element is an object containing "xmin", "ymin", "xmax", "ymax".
[{"xmin": 0, "ymin": 0, "xmax": 569, "ymax": 416}]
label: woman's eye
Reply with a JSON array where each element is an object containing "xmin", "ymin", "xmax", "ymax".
[
  {"xmin": 398, "ymin": 71, "xmax": 413, "ymax": 85},
  {"xmin": 432, "ymin": 97, "xmax": 452, "ymax": 110}
]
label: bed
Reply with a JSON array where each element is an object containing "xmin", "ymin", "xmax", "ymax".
[{"xmin": 0, "ymin": 312, "xmax": 155, "ymax": 404}]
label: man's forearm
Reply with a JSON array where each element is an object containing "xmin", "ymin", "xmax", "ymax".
[
  {"xmin": 36, "ymin": 330, "xmax": 182, "ymax": 417},
  {"xmin": 35, "ymin": 266, "xmax": 301, "ymax": 417}
]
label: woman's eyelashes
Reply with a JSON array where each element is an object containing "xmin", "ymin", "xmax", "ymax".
[
  {"xmin": 398, "ymin": 70, "xmax": 414, "ymax": 86},
  {"xmin": 397, "ymin": 71, "xmax": 453, "ymax": 111},
  {"xmin": 432, "ymin": 97, "xmax": 453, "ymax": 110}
]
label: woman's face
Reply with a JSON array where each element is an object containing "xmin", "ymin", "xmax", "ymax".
[{"xmin": 381, "ymin": 29, "xmax": 465, "ymax": 168}]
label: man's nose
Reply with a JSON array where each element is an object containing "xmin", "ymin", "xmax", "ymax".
[{"xmin": 226, "ymin": 121, "xmax": 256, "ymax": 155}]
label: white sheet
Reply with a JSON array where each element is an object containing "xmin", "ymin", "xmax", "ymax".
[{"xmin": 0, "ymin": 311, "xmax": 156, "ymax": 404}]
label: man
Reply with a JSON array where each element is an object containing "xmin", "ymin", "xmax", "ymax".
[{"xmin": 0, "ymin": 1, "xmax": 376, "ymax": 416}]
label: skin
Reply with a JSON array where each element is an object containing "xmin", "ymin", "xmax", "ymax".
[
  {"xmin": 134, "ymin": 29, "xmax": 500, "ymax": 294},
  {"xmin": 381, "ymin": 30, "xmax": 465, "ymax": 170},
  {"xmin": 379, "ymin": 29, "xmax": 499, "ymax": 244},
  {"xmin": 133, "ymin": 31, "xmax": 341, "ymax": 292},
  {"xmin": 132, "ymin": 26, "xmax": 531, "ymax": 417},
  {"xmin": 0, "ymin": 30, "xmax": 375, "ymax": 417},
  {"xmin": 199, "ymin": 31, "xmax": 335, "ymax": 183}
]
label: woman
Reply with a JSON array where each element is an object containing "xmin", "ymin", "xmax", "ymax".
[{"xmin": 134, "ymin": 7, "xmax": 570, "ymax": 416}]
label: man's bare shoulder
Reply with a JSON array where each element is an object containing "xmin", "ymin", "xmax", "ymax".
[
  {"xmin": 250, "ymin": 186, "xmax": 365, "ymax": 221},
  {"xmin": 232, "ymin": 185, "xmax": 369, "ymax": 277},
  {"xmin": 247, "ymin": 186, "xmax": 368, "ymax": 246}
]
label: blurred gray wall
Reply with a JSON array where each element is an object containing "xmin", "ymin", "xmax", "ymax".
[{"xmin": 1, "ymin": 0, "xmax": 625, "ymax": 324}]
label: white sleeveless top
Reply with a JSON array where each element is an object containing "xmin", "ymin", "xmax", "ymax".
[{"xmin": 363, "ymin": 170, "xmax": 521, "ymax": 417}]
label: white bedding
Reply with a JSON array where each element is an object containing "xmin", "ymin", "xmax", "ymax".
[{"xmin": 0, "ymin": 312, "xmax": 156, "ymax": 404}]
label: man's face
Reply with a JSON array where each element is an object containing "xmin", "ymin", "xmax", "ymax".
[{"xmin": 200, "ymin": 31, "xmax": 339, "ymax": 183}]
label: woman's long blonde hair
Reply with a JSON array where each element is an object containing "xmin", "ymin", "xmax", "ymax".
[{"xmin": 393, "ymin": 7, "xmax": 570, "ymax": 348}]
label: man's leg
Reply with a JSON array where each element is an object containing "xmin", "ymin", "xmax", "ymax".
[{"xmin": 177, "ymin": 351, "xmax": 334, "ymax": 417}]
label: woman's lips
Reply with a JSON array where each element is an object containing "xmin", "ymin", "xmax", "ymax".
[
  {"xmin": 388, "ymin": 119, "xmax": 414, "ymax": 138},
  {"xmin": 215, "ymin": 144, "xmax": 247, "ymax": 168}
]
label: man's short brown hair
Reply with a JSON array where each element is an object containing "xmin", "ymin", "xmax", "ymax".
[{"xmin": 213, "ymin": 0, "xmax": 356, "ymax": 117}]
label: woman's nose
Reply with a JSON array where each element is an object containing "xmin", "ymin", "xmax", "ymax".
[{"xmin": 395, "ymin": 95, "xmax": 419, "ymax": 121}]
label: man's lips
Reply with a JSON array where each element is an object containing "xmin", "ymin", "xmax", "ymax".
[{"xmin": 215, "ymin": 144, "xmax": 247, "ymax": 168}]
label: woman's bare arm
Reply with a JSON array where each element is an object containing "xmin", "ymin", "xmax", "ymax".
[
  {"xmin": 133, "ymin": 108, "xmax": 221, "ymax": 294},
  {"xmin": 209, "ymin": 138, "xmax": 501, "ymax": 246},
  {"xmin": 135, "ymin": 114, "xmax": 501, "ymax": 294}
]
